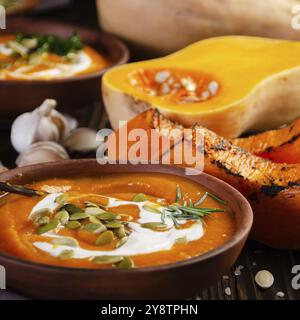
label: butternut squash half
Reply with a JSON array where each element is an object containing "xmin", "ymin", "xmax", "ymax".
[
  {"xmin": 103, "ymin": 36, "xmax": 300, "ymax": 138},
  {"xmin": 113, "ymin": 109, "xmax": 300, "ymax": 249}
]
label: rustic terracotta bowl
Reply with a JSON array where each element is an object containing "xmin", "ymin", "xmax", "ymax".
[
  {"xmin": 0, "ymin": 160, "xmax": 253, "ymax": 299},
  {"xmin": 0, "ymin": 18, "xmax": 129, "ymax": 115}
]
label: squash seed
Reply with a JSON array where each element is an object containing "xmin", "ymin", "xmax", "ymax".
[
  {"xmin": 116, "ymin": 256, "xmax": 134, "ymax": 269},
  {"xmin": 116, "ymin": 236, "xmax": 128, "ymax": 248},
  {"xmin": 66, "ymin": 221, "xmax": 81, "ymax": 229},
  {"xmin": 58, "ymin": 249, "xmax": 74, "ymax": 260},
  {"xmin": 37, "ymin": 220, "xmax": 59, "ymax": 235},
  {"xmin": 83, "ymin": 223, "xmax": 107, "ymax": 234},
  {"xmin": 35, "ymin": 216, "xmax": 50, "ymax": 226},
  {"xmin": 95, "ymin": 230, "xmax": 114, "ymax": 246},
  {"xmin": 141, "ymin": 222, "xmax": 168, "ymax": 231},
  {"xmin": 55, "ymin": 193, "xmax": 68, "ymax": 205},
  {"xmin": 29, "ymin": 208, "xmax": 51, "ymax": 221},
  {"xmin": 91, "ymin": 255, "xmax": 124, "ymax": 264},
  {"xmin": 89, "ymin": 215, "xmax": 101, "ymax": 224},
  {"xmin": 114, "ymin": 226, "xmax": 126, "ymax": 238},
  {"xmin": 84, "ymin": 201, "xmax": 99, "ymax": 208},
  {"xmin": 255, "ymin": 270, "xmax": 274, "ymax": 289},
  {"xmin": 69, "ymin": 212, "xmax": 89, "ymax": 221},
  {"xmin": 55, "ymin": 209, "xmax": 69, "ymax": 225},
  {"xmin": 97, "ymin": 212, "xmax": 120, "ymax": 221},
  {"xmin": 105, "ymin": 221, "xmax": 123, "ymax": 229},
  {"xmin": 143, "ymin": 204, "xmax": 161, "ymax": 213},
  {"xmin": 175, "ymin": 236, "xmax": 188, "ymax": 244},
  {"xmin": 52, "ymin": 237, "xmax": 78, "ymax": 247},
  {"xmin": 133, "ymin": 193, "xmax": 147, "ymax": 202},
  {"xmin": 85, "ymin": 206, "xmax": 106, "ymax": 216},
  {"xmin": 62, "ymin": 204, "xmax": 84, "ymax": 214}
]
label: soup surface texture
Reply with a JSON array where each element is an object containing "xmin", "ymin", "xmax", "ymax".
[
  {"xmin": 0, "ymin": 34, "xmax": 109, "ymax": 80},
  {"xmin": 0, "ymin": 173, "xmax": 236, "ymax": 268}
]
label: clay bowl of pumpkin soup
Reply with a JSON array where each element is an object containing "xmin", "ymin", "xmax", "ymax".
[
  {"xmin": 0, "ymin": 160, "xmax": 252, "ymax": 299},
  {"xmin": 0, "ymin": 18, "xmax": 129, "ymax": 115}
]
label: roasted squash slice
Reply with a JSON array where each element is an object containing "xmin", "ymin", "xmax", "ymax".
[
  {"xmin": 113, "ymin": 109, "xmax": 300, "ymax": 249},
  {"xmin": 233, "ymin": 119, "xmax": 300, "ymax": 164},
  {"xmin": 103, "ymin": 36, "xmax": 300, "ymax": 138}
]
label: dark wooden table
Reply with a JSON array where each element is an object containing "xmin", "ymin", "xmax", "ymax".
[{"xmin": 0, "ymin": 0, "xmax": 299, "ymax": 300}]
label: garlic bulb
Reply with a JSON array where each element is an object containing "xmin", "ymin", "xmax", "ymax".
[
  {"xmin": 63, "ymin": 128, "xmax": 100, "ymax": 152},
  {"xmin": 16, "ymin": 141, "xmax": 69, "ymax": 167},
  {"xmin": 11, "ymin": 99, "xmax": 77, "ymax": 153}
]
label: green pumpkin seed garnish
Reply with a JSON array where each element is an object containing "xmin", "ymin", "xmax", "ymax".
[
  {"xmin": 52, "ymin": 237, "xmax": 78, "ymax": 247},
  {"xmin": 58, "ymin": 249, "xmax": 74, "ymax": 260},
  {"xmin": 83, "ymin": 223, "xmax": 107, "ymax": 234},
  {"xmin": 66, "ymin": 221, "xmax": 81, "ymax": 229},
  {"xmin": 54, "ymin": 209, "xmax": 69, "ymax": 225},
  {"xmin": 95, "ymin": 230, "xmax": 114, "ymax": 246},
  {"xmin": 175, "ymin": 236, "xmax": 188, "ymax": 244},
  {"xmin": 61, "ymin": 204, "xmax": 84, "ymax": 214},
  {"xmin": 85, "ymin": 206, "xmax": 106, "ymax": 216},
  {"xmin": 141, "ymin": 222, "xmax": 168, "ymax": 231},
  {"xmin": 35, "ymin": 216, "xmax": 50, "ymax": 226},
  {"xmin": 142, "ymin": 204, "xmax": 161, "ymax": 214},
  {"xmin": 37, "ymin": 219, "xmax": 59, "ymax": 235},
  {"xmin": 116, "ymin": 236, "xmax": 128, "ymax": 248},
  {"xmin": 55, "ymin": 193, "xmax": 68, "ymax": 205},
  {"xmin": 133, "ymin": 193, "xmax": 147, "ymax": 202},
  {"xmin": 105, "ymin": 221, "xmax": 123, "ymax": 229},
  {"xmin": 69, "ymin": 212, "xmax": 89, "ymax": 221},
  {"xmin": 89, "ymin": 215, "xmax": 101, "ymax": 224},
  {"xmin": 116, "ymin": 256, "xmax": 134, "ymax": 269},
  {"xmin": 29, "ymin": 208, "xmax": 51, "ymax": 221},
  {"xmin": 84, "ymin": 201, "xmax": 100, "ymax": 208},
  {"xmin": 91, "ymin": 255, "xmax": 124, "ymax": 264},
  {"xmin": 114, "ymin": 226, "xmax": 126, "ymax": 238},
  {"xmin": 96, "ymin": 212, "xmax": 121, "ymax": 221}
]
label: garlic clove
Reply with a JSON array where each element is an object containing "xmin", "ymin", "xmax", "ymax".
[
  {"xmin": 63, "ymin": 128, "xmax": 100, "ymax": 152},
  {"xmin": 36, "ymin": 116, "xmax": 60, "ymax": 142},
  {"xmin": 11, "ymin": 111, "xmax": 40, "ymax": 153},
  {"xmin": 16, "ymin": 141, "xmax": 69, "ymax": 167}
]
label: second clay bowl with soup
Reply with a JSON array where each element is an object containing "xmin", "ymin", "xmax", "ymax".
[
  {"xmin": 0, "ymin": 160, "xmax": 252, "ymax": 299},
  {"xmin": 0, "ymin": 18, "xmax": 129, "ymax": 115}
]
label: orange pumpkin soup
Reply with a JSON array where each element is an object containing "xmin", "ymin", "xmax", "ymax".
[
  {"xmin": 0, "ymin": 34, "xmax": 110, "ymax": 80},
  {"xmin": 0, "ymin": 173, "xmax": 235, "ymax": 269}
]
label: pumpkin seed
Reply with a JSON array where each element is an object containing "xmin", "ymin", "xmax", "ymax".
[
  {"xmin": 62, "ymin": 204, "xmax": 84, "ymax": 214},
  {"xmin": 133, "ymin": 193, "xmax": 147, "ymax": 202},
  {"xmin": 69, "ymin": 212, "xmax": 89, "ymax": 221},
  {"xmin": 35, "ymin": 216, "xmax": 50, "ymax": 226},
  {"xmin": 52, "ymin": 237, "xmax": 78, "ymax": 247},
  {"xmin": 83, "ymin": 223, "xmax": 107, "ymax": 234},
  {"xmin": 97, "ymin": 212, "xmax": 120, "ymax": 221},
  {"xmin": 58, "ymin": 249, "xmax": 74, "ymax": 260},
  {"xmin": 55, "ymin": 194, "xmax": 68, "ymax": 205},
  {"xmin": 37, "ymin": 220, "xmax": 59, "ymax": 235},
  {"xmin": 116, "ymin": 256, "xmax": 134, "ymax": 269},
  {"xmin": 84, "ymin": 201, "xmax": 99, "ymax": 208},
  {"xmin": 66, "ymin": 221, "xmax": 81, "ymax": 229},
  {"xmin": 95, "ymin": 230, "xmax": 114, "ymax": 246},
  {"xmin": 29, "ymin": 208, "xmax": 51, "ymax": 221},
  {"xmin": 89, "ymin": 215, "xmax": 101, "ymax": 224},
  {"xmin": 105, "ymin": 221, "xmax": 123, "ymax": 229},
  {"xmin": 114, "ymin": 226, "xmax": 126, "ymax": 238},
  {"xmin": 141, "ymin": 222, "xmax": 168, "ymax": 231},
  {"xmin": 143, "ymin": 204, "xmax": 161, "ymax": 214},
  {"xmin": 255, "ymin": 270, "xmax": 274, "ymax": 289},
  {"xmin": 116, "ymin": 236, "xmax": 128, "ymax": 248},
  {"xmin": 175, "ymin": 236, "xmax": 188, "ymax": 244},
  {"xmin": 55, "ymin": 209, "xmax": 69, "ymax": 225},
  {"xmin": 85, "ymin": 206, "xmax": 106, "ymax": 216},
  {"xmin": 91, "ymin": 255, "xmax": 124, "ymax": 264}
]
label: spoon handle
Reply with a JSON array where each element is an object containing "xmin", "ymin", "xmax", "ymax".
[{"xmin": 0, "ymin": 181, "xmax": 44, "ymax": 197}]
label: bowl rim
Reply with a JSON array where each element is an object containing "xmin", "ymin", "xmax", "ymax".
[
  {"xmin": 0, "ymin": 18, "xmax": 130, "ymax": 84},
  {"xmin": 0, "ymin": 160, "xmax": 253, "ymax": 274}
]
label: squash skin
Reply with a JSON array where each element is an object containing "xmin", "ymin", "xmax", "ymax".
[
  {"xmin": 103, "ymin": 36, "xmax": 300, "ymax": 138},
  {"xmin": 233, "ymin": 119, "xmax": 300, "ymax": 164},
  {"xmin": 114, "ymin": 110, "xmax": 300, "ymax": 249},
  {"xmin": 97, "ymin": 0, "xmax": 300, "ymax": 55}
]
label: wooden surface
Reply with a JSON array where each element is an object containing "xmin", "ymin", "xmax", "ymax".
[{"xmin": 0, "ymin": 0, "xmax": 299, "ymax": 300}]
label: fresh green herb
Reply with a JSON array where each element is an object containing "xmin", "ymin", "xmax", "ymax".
[
  {"xmin": 194, "ymin": 192, "xmax": 227, "ymax": 207},
  {"xmin": 175, "ymin": 185, "xmax": 182, "ymax": 203}
]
